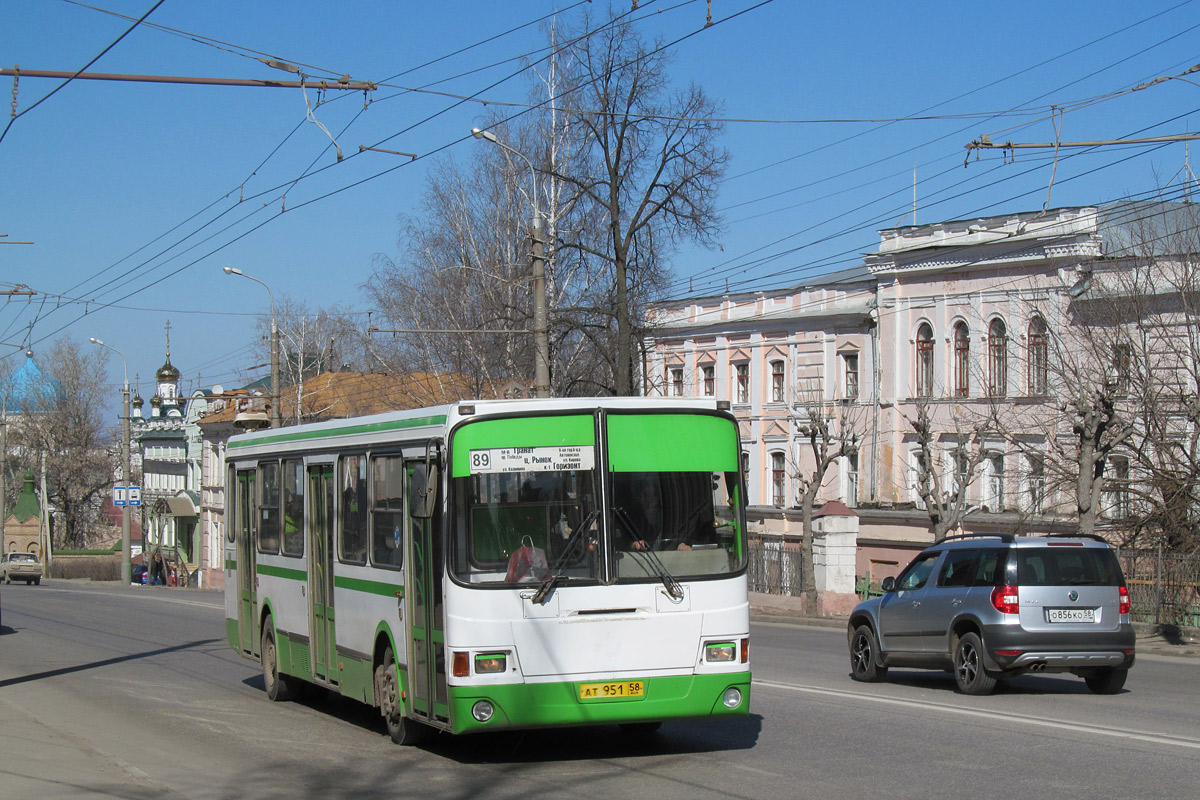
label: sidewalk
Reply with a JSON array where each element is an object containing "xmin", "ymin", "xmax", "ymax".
[{"xmin": 748, "ymin": 591, "xmax": 1200, "ymax": 659}]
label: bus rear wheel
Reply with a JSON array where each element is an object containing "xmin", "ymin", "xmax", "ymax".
[{"xmin": 376, "ymin": 646, "xmax": 431, "ymax": 745}]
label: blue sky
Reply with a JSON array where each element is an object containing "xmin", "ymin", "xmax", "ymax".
[{"xmin": 3, "ymin": 0, "xmax": 1198, "ymax": 410}]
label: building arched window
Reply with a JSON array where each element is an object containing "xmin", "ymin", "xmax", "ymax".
[
  {"xmin": 954, "ymin": 322, "xmax": 971, "ymax": 397},
  {"xmin": 988, "ymin": 318, "xmax": 1008, "ymax": 397},
  {"xmin": 916, "ymin": 323, "xmax": 934, "ymax": 397},
  {"xmin": 1028, "ymin": 316, "xmax": 1048, "ymax": 395}
]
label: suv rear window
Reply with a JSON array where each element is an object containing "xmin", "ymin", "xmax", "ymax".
[{"xmin": 1016, "ymin": 547, "xmax": 1123, "ymax": 586}]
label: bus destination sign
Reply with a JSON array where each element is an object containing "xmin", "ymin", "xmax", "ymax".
[{"xmin": 469, "ymin": 446, "xmax": 595, "ymax": 474}]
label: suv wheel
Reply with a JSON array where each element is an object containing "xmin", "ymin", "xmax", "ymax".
[
  {"xmin": 1084, "ymin": 667, "xmax": 1128, "ymax": 695},
  {"xmin": 850, "ymin": 625, "xmax": 888, "ymax": 682},
  {"xmin": 953, "ymin": 632, "xmax": 998, "ymax": 695}
]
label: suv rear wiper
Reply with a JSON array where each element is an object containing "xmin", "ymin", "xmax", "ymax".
[
  {"xmin": 613, "ymin": 506, "xmax": 684, "ymax": 601},
  {"xmin": 531, "ymin": 510, "xmax": 599, "ymax": 605}
]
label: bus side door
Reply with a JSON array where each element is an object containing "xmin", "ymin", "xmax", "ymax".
[
  {"xmin": 407, "ymin": 460, "xmax": 449, "ymax": 725},
  {"xmin": 236, "ymin": 469, "xmax": 258, "ymax": 655},
  {"xmin": 307, "ymin": 463, "xmax": 337, "ymax": 684}
]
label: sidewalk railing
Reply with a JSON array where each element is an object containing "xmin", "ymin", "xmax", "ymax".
[
  {"xmin": 747, "ymin": 539, "xmax": 805, "ymax": 597},
  {"xmin": 1118, "ymin": 546, "xmax": 1200, "ymax": 627}
]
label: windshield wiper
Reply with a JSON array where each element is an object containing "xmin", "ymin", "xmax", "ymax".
[
  {"xmin": 531, "ymin": 510, "xmax": 599, "ymax": 605},
  {"xmin": 613, "ymin": 506, "xmax": 684, "ymax": 601}
]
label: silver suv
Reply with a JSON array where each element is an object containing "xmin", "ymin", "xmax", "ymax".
[{"xmin": 847, "ymin": 534, "xmax": 1135, "ymax": 695}]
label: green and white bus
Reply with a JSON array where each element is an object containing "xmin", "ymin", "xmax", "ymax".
[{"xmin": 224, "ymin": 397, "xmax": 751, "ymax": 743}]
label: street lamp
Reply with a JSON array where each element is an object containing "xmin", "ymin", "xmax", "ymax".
[
  {"xmin": 471, "ymin": 127, "xmax": 551, "ymax": 398},
  {"xmin": 223, "ymin": 267, "xmax": 281, "ymax": 428},
  {"xmin": 89, "ymin": 337, "xmax": 131, "ymax": 585}
]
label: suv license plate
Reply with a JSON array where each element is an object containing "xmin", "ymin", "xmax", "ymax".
[
  {"xmin": 579, "ymin": 680, "xmax": 645, "ymax": 700},
  {"xmin": 1046, "ymin": 607, "xmax": 1096, "ymax": 623}
]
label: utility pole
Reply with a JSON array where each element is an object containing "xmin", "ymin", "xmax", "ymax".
[
  {"xmin": 531, "ymin": 216, "xmax": 550, "ymax": 399},
  {"xmin": 471, "ymin": 127, "xmax": 552, "ymax": 397}
]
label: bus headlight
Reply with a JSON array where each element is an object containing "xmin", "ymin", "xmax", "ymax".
[
  {"xmin": 472, "ymin": 700, "xmax": 495, "ymax": 722},
  {"xmin": 722, "ymin": 688, "xmax": 742, "ymax": 709},
  {"xmin": 475, "ymin": 654, "xmax": 507, "ymax": 674},
  {"xmin": 705, "ymin": 642, "xmax": 736, "ymax": 663}
]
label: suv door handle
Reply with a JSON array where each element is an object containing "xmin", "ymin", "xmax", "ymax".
[
  {"xmin": 910, "ymin": 601, "xmax": 921, "ymax": 608},
  {"xmin": 952, "ymin": 598, "xmax": 963, "ymax": 607}
]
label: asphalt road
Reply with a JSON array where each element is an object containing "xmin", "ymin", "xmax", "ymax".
[{"xmin": 1, "ymin": 581, "xmax": 1198, "ymax": 799}]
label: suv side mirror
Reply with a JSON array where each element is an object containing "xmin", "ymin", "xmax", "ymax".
[{"xmin": 880, "ymin": 576, "xmax": 896, "ymax": 593}]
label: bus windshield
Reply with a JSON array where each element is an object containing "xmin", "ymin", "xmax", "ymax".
[
  {"xmin": 448, "ymin": 411, "xmax": 747, "ymax": 588},
  {"xmin": 610, "ymin": 469, "xmax": 746, "ymax": 582}
]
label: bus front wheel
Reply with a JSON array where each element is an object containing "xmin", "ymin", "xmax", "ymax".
[
  {"xmin": 376, "ymin": 646, "xmax": 431, "ymax": 745},
  {"xmin": 261, "ymin": 621, "xmax": 298, "ymax": 702}
]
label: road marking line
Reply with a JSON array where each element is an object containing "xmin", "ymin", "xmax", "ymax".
[{"xmin": 754, "ymin": 679, "xmax": 1200, "ymax": 751}]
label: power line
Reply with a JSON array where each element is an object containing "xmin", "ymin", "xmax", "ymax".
[{"xmin": 0, "ymin": 0, "xmax": 165, "ymax": 145}]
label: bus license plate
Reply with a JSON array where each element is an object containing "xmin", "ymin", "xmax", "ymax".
[
  {"xmin": 579, "ymin": 680, "xmax": 645, "ymax": 700},
  {"xmin": 1047, "ymin": 607, "xmax": 1095, "ymax": 623}
]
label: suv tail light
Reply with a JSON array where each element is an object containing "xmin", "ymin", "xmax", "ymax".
[
  {"xmin": 1119, "ymin": 585, "xmax": 1131, "ymax": 615},
  {"xmin": 991, "ymin": 585, "xmax": 1020, "ymax": 614}
]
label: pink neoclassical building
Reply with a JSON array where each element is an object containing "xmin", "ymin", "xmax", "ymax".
[{"xmin": 645, "ymin": 204, "xmax": 1153, "ymax": 586}]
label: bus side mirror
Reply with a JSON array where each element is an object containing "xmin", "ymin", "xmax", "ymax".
[{"xmin": 409, "ymin": 464, "xmax": 439, "ymax": 519}]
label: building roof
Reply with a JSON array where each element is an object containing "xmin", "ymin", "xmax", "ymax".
[
  {"xmin": 197, "ymin": 370, "xmax": 483, "ymax": 426},
  {"xmin": 1, "ymin": 351, "xmax": 59, "ymax": 414},
  {"xmin": 9, "ymin": 472, "xmax": 40, "ymax": 523}
]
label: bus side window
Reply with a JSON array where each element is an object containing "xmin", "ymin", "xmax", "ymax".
[
  {"xmin": 340, "ymin": 455, "xmax": 368, "ymax": 564},
  {"xmin": 281, "ymin": 459, "xmax": 304, "ymax": 557},
  {"xmin": 371, "ymin": 455, "xmax": 404, "ymax": 569},
  {"xmin": 258, "ymin": 461, "xmax": 281, "ymax": 554}
]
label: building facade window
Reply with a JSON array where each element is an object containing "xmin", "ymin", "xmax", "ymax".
[
  {"xmin": 845, "ymin": 451, "xmax": 859, "ymax": 507},
  {"xmin": 985, "ymin": 453, "xmax": 1005, "ymax": 512},
  {"xmin": 735, "ymin": 363, "xmax": 749, "ymax": 404},
  {"xmin": 771, "ymin": 452, "xmax": 786, "ymax": 507},
  {"xmin": 843, "ymin": 353, "xmax": 859, "ymax": 400},
  {"xmin": 1028, "ymin": 316, "xmax": 1048, "ymax": 395},
  {"xmin": 1104, "ymin": 456, "xmax": 1130, "ymax": 519},
  {"xmin": 701, "ymin": 364, "xmax": 715, "ymax": 396},
  {"xmin": 1111, "ymin": 343, "xmax": 1133, "ymax": 394},
  {"xmin": 916, "ymin": 323, "xmax": 934, "ymax": 397},
  {"xmin": 988, "ymin": 318, "xmax": 1007, "ymax": 397},
  {"xmin": 954, "ymin": 322, "xmax": 971, "ymax": 397},
  {"xmin": 770, "ymin": 360, "xmax": 785, "ymax": 403},
  {"xmin": 668, "ymin": 367, "xmax": 683, "ymax": 397},
  {"xmin": 1026, "ymin": 454, "xmax": 1045, "ymax": 514}
]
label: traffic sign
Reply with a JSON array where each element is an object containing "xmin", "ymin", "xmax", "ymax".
[
  {"xmin": 113, "ymin": 486, "xmax": 128, "ymax": 506},
  {"xmin": 128, "ymin": 486, "xmax": 142, "ymax": 507}
]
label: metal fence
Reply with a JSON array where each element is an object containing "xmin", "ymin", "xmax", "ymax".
[
  {"xmin": 747, "ymin": 539, "xmax": 806, "ymax": 596},
  {"xmin": 1118, "ymin": 546, "xmax": 1200, "ymax": 627}
]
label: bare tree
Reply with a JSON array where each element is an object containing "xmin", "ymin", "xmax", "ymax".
[
  {"xmin": 1066, "ymin": 200, "xmax": 1200, "ymax": 550},
  {"xmin": 249, "ymin": 297, "xmax": 367, "ymax": 424},
  {"xmin": 7, "ymin": 338, "xmax": 113, "ymax": 548},
  {"xmin": 551, "ymin": 8, "xmax": 728, "ymax": 395},
  {"xmin": 906, "ymin": 399, "xmax": 997, "ymax": 539},
  {"xmin": 791, "ymin": 384, "xmax": 861, "ymax": 608}
]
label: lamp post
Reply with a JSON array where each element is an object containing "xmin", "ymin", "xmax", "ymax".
[
  {"xmin": 471, "ymin": 127, "xmax": 550, "ymax": 398},
  {"xmin": 223, "ymin": 267, "xmax": 281, "ymax": 428},
  {"xmin": 89, "ymin": 337, "xmax": 131, "ymax": 586}
]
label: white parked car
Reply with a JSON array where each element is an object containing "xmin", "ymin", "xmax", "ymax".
[{"xmin": 1, "ymin": 552, "xmax": 42, "ymax": 585}]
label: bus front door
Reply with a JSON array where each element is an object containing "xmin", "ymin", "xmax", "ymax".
[
  {"xmin": 407, "ymin": 462, "xmax": 449, "ymax": 725},
  {"xmin": 236, "ymin": 469, "xmax": 257, "ymax": 655},
  {"xmin": 308, "ymin": 464, "xmax": 338, "ymax": 684}
]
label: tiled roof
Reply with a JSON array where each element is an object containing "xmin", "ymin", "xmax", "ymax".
[{"xmin": 197, "ymin": 371, "xmax": 486, "ymax": 426}]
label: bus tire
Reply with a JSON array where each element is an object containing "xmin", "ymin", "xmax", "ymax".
[
  {"xmin": 261, "ymin": 620, "xmax": 298, "ymax": 702},
  {"xmin": 376, "ymin": 646, "xmax": 431, "ymax": 745}
]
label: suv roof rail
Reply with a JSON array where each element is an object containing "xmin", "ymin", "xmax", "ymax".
[
  {"xmin": 933, "ymin": 532, "xmax": 1015, "ymax": 545},
  {"xmin": 1044, "ymin": 532, "xmax": 1110, "ymax": 544}
]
